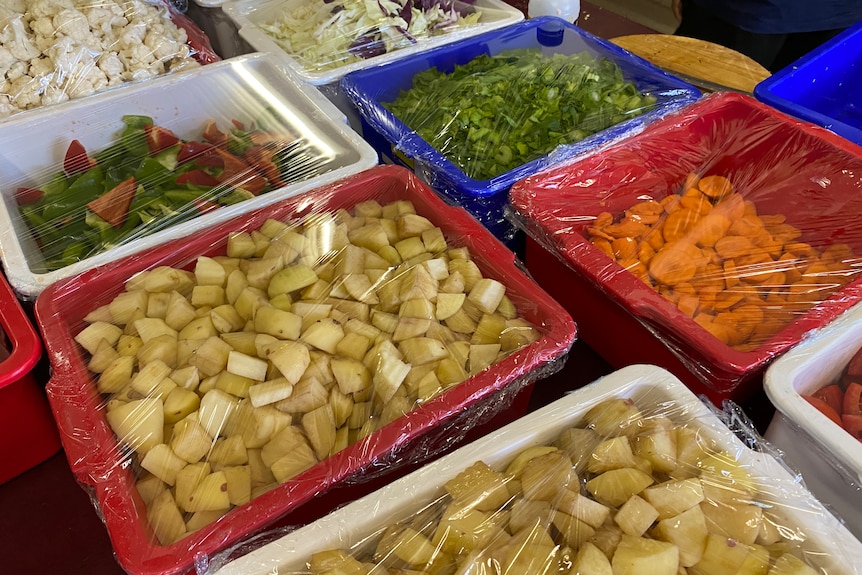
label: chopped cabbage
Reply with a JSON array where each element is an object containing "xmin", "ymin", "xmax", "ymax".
[{"xmin": 257, "ymin": 0, "xmax": 483, "ymax": 72}]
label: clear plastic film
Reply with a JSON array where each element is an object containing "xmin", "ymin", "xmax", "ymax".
[
  {"xmin": 198, "ymin": 364, "xmax": 862, "ymax": 575},
  {"xmin": 340, "ymin": 16, "xmax": 700, "ymax": 243},
  {"xmin": 34, "ymin": 164, "xmax": 577, "ymax": 575},
  {"xmin": 0, "ymin": 0, "xmax": 218, "ymax": 119},
  {"xmin": 508, "ymin": 92, "xmax": 862, "ymax": 396},
  {"xmin": 0, "ymin": 51, "xmax": 378, "ymax": 301},
  {"xmin": 228, "ymin": 0, "xmax": 522, "ymax": 79}
]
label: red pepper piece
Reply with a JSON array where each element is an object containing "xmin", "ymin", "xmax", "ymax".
[
  {"xmin": 245, "ymin": 146, "xmax": 285, "ymax": 188},
  {"xmin": 176, "ymin": 170, "xmax": 220, "ymax": 187},
  {"xmin": 15, "ymin": 187, "xmax": 44, "ymax": 205},
  {"xmin": 177, "ymin": 141, "xmax": 220, "ymax": 166},
  {"xmin": 803, "ymin": 395, "xmax": 842, "ymax": 427},
  {"xmin": 842, "ymin": 413, "xmax": 862, "ymax": 440},
  {"xmin": 843, "ymin": 381, "xmax": 862, "ymax": 417},
  {"xmin": 812, "ymin": 384, "xmax": 844, "ymax": 416},
  {"xmin": 202, "ymin": 120, "xmax": 228, "ymax": 146},
  {"xmin": 86, "ymin": 176, "xmax": 137, "ymax": 228},
  {"xmin": 64, "ymin": 139, "xmax": 98, "ymax": 175},
  {"xmin": 145, "ymin": 125, "xmax": 180, "ymax": 155}
]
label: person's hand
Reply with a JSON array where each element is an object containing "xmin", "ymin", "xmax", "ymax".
[{"xmin": 672, "ymin": 0, "xmax": 682, "ymax": 21}]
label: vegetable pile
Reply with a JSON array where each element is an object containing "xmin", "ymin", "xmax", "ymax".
[
  {"xmin": 18, "ymin": 114, "xmax": 324, "ymax": 272},
  {"xmin": 0, "ymin": 0, "xmax": 200, "ymax": 118},
  {"xmin": 586, "ymin": 173, "xmax": 861, "ymax": 351},
  {"xmin": 385, "ymin": 49, "xmax": 657, "ymax": 180},
  {"xmin": 257, "ymin": 0, "xmax": 483, "ymax": 72},
  {"xmin": 803, "ymin": 348, "xmax": 862, "ymax": 440}
]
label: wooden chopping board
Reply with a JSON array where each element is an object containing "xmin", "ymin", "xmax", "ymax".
[{"xmin": 610, "ymin": 34, "xmax": 771, "ymax": 93}]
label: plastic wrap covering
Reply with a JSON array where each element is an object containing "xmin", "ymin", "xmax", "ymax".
[
  {"xmin": 340, "ymin": 16, "xmax": 701, "ymax": 244},
  {"xmin": 0, "ymin": 0, "xmax": 218, "ymax": 119},
  {"xmin": 199, "ymin": 364, "xmax": 862, "ymax": 575},
  {"xmin": 0, "ymin": 52, "xmax": 379, "ymax": 300},
  {"xmin": 223, "ymin": 0, "xmax": 524, "ymax": 81},
  {"xmin": 764, "ymin": 299, "xmax": 862, "ymax": 538},
  {"xmin": 509, "ymin": 92, "xmax": 862, "ymax": 403},
  {"xmin": 34, "ymin": 164, "xmax": 576, "ymax": 575},
  {"xmin": 754, "ymin": 19, "xmax": 862, "ymax": 148}
]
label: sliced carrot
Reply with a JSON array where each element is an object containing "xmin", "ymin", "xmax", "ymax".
[
  {"xmin": 696, "ymin": 174, "xmax": 733, "ymax": 200},
  {"xmin": 86, "ymin": 176, "xmax": 136, "ymax": 228},
  {"xmin": 662, "ymin": 208, "xmax": 701, "ymax": 242}
]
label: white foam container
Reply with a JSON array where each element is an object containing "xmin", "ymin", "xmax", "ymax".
[
  {"xmin": 221, "ymin": 0, "xmax": 524, "ymax": 130},
  {"xmin": 763, "ymin": 302, "xmax": 862, "ymax": 539},
  {"xmin": 0, "ymin": 52, "xmax": 378, "ymax": 300},
  {"xmin": 210, "ymin": 364, "xmax": 862, "ymax": 575}
]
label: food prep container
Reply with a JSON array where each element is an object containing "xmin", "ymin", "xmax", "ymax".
[
  {"xmin": 35, "ymin": 164, "xmax": 576, "ymax": 575},
  {"xmin": 206, "ymin": 364, "xmax": 862, "ymax": 575},
  {"xmin": 763, "ymin": 301, "xmax": 862, "ymax": 538},
  {"xmin": 221, "ymin": 0, "xmax": 525, "ymax": 130},
  {"xmin": 0, "ymin": 51, "xmax": 378, "ymax": 300},
  {"xmin": 754, "ymin": 20, "xmax": 862, "ymax": 148},
  {"xmin": 510, "ymin": 92, "xmax": 862, "ymax": 405},
  {"xmin": 0, "ymin": 271, "xmax": 61, "ymax": 485},
  {"xmin": 341, "ymin": 16, "xmax": 701, "ymax": 245}
]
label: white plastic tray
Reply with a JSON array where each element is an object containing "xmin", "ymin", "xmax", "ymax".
[
  {"xmin": 764, "ymin": 302, "xmax": 862, "ymax": 538},
  {"xmin": 211, "ymin": 364, "xmax": 862, "ymax": 575},
  {"xmin": 221, "ymin": 0, "xmax": 523, "ymax": 129},
  {"xmin": 0, "ymin": 52, "xmax": 378, "ymax": 300},
  {"xmin": 222, "ymin": 0, "xmax": 524, "ymax": 86}
]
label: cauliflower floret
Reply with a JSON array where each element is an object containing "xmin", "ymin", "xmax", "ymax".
[
  {"xmin": 5, "ymin": 15, "xmax": 40, "ymax": 61},
  {"xmin": 29, "ymin": 15, "xmax": 54, "ymax": 38},
  {"xmin": 82, "ymin": 4, "xmax": 128, "ymax": 36},
  {"xmin": 144, "ymin": 28, "xmax": 180, "ymax": 61},
  {"xmin": 0, "ymin": 44, "xmax": 16, "ymax": 76},
  {"xmin": 53, "ymin": 9, "xmax": 94, "ymax": 43},
  {"xmin": 40, "ymin": 83, "xmax": 69, "ymax": 106},
  {"xmin": 8, "ymin": 73, "xmax": 42, "ymax": 109},
  {"xmin": 27, "ymin": 0, "xmax": 75, "ymax": 20},
  {"xmin": 117, "ymin": 18, "xmax": 146, "ymax": 49},
  {"xmin": 0, "ymin": 93, "xmax": 19, "ymax": 118},
  {"xmin": 97, "ymin": 51, "xmax": 124, "ymax": 85},
  {"xmin": 28, "ymin": 55, "xmax": 54, "ymax": 78},
  {"xmin": 121, "ymin": 42, "xmax": 154, "ymax": 66},
  {"xmin": 5, "ymin": 59, "xmax": 26, "ymax": 81}
]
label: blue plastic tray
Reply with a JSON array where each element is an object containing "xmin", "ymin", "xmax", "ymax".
[
  {"xmin": 341, "ymin": 16, "xmax": 701, "ymax": 244},
  {"xmin": 754, "ymin": 20, "xmax": 862, "ymax": 147}
]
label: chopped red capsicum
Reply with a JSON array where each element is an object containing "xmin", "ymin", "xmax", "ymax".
[
  {"xmin": 64, "ymin": 139, "xmax": 98, "ymax": 175},
  {"xmin": 145, "ymin": 125, "xmax": 180, "ymax": 154},
  {"xmin": 86, "ymin": 176, "xmax": 137, "ymax": 228}
]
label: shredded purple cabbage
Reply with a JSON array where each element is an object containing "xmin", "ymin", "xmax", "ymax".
[{"xmin": 348, "ymin": 31, "xmax": 388, "ymax": 59}]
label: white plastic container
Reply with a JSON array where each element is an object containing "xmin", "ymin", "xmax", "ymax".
[
  {"xmin": 528, "ymin": 0, "xmax": 580, "ymax": 23},
  {"xmin": 209, "ymin": 364, "xmax": 862, "ymax": 575},
  {"xmin": 764, "ymin": 302, "xmax": 862, "ymax": 538},
  {"xmin": 0, "ymin": 52, "xmax": 378, "ymax": 300},
  {"xmin": 221, "ymin": 0, "xmax": 524, "ymax": 130}
]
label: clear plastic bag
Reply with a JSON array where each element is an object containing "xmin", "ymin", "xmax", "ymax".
[
  {"xmin": 0, "ymin": 0, "xmax": 218, "ymax": 119},
  {"xmin": 198, "ymin": 364, "xmax": 862, "ymax": 575},
  {"xmin": 36, "ymin": 164, "xmax": 576, "ymax": 575}
]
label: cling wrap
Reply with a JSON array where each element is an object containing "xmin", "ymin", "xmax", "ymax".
[
  {"xmin": 0, "ymin": 0, "xmax": 218, "ymax": 119},
  {"xmin": 227, "ymin": 0, "xmax": 523, "ymax": 80},
  {"xmin": 198, "ymin": 364, "xmax": 862, "ymax": 575},
  {"xmin": 0, "ymin": 51, "xmax": 378, "ymax": 301},
  {"xmin": 508, "ymin": 92, "xmax": 862, "ymax": 396},
  {"xmin": 339, "ymin": 16, "xmax": 700, "ymax": 243},
  {"xmin": 35, "ymin": 164, "xmax": 576, "ymax": 575}
]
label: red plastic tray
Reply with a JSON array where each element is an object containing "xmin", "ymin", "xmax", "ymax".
[
  {"xmin": 511, "ymin": 93, "xmax": 862, "ymax": 405},
  {"xmin": 35, "ymin": 165, "xmax": 576, "ymax": 575},
  {"xmin": 0, "ymin": 272, "xmax": 60, "ymax": 485}
]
